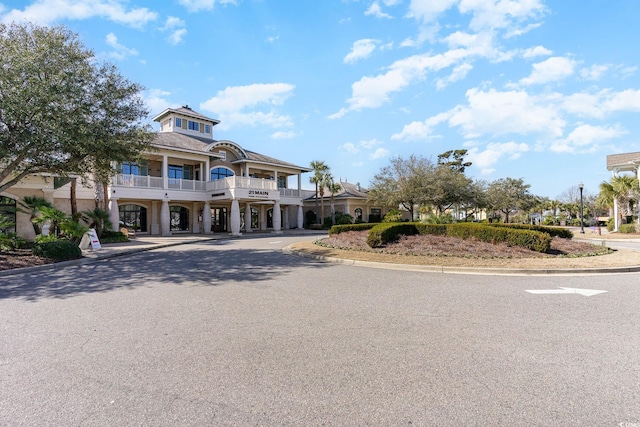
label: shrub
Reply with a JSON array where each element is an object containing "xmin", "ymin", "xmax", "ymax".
[
  {"xmin": 367, "ymin": 223, "xmax": 419, "ymax": 247},
  {"xmin": 607, "ymin": 217, "xmax": 616, "ymax": 232},
  {"xmin": 329, "ymin": 223, "xmax": 377, "ymax": 236},
  {"xmin": 619, "ymin": 223, "xmax": 637, "ymax": 234},
  {"xmin": 484, "ymin": 223, "xmax": 573, "ymax": 239},
  {"xmin": 366, "ymin": 222, "xmax": 552, "ymax": 252},
  {"xmin": 335, "ymin": 212, "xmax": 354, "ymax": 225},
  {"xmin": 382, "ymin": 209, "xmax": 403, "ymax": 223},
  {"xmin": 100, "ymin": 230, "xmax": 129, "ymax": 243},
  {"xmin": 32, "ymin": 239, "xmax": 82, "ymax": 261}
]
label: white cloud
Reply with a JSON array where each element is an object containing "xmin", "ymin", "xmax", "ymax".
[
  {"xmin": 359, "ymin": 138, "xmax": 384, "ymax": 149},
  {"xmin": 0, "ymin": 0, "xmax": 157, "ymax": 28},
  {"xmin": 519, "ymin": 56, "xmax": 576, "ymax": 86},
  {"xmin": 551, "ymin": 124, "xmax": 626, "ymax": 153},
  {"xmin": 271, "ymin": 131, "xmax": 297, "ymax": 139},
  {"xmin": 344, "ymin": 39, "xmax": 380, "ymax": 64},
  {"xmin": 391, "ymin": 111, "xmax": 451, "ymax": 140},
  {"xmin": 200, "ymin": 83, "xmax": 295, "ymax": 130},
  {"xmin": 562, "ymin": 89, "xmax": 640, "ymax": 118},
  {"xmin": 407, "ymin": 0, "xmax": 457, "ymax": 24},
  {"xmin": 580, "ymin": 64, "xmax": 609, "ymax": 81},
  {"xmin": 341, "ymin": 142, "xmax": 360, "ymax": 154},
  {"xmin": 330, "ymin": 49, "xmax": 470, "ymax": 117},
  {"xmin": 178, "ymin": 0, "xmax": 237, "ymax": 12},
  {"xmin": 448, "ymin": 88, "xmax": 566, "ymax": 138},
  {"xmin": 466, "ymin": 141, "xmax": 530, "ymax": 175},
  {"xmin": 167, "ymin": 28, "xmax": 187, "ymax": 45},
  {"xmin": 144, "ymin": 89, "xmax": 177, "ymax": 116},
  {"xmin": 365, "ymin": 2, "xmax": 392, "ymax": 19},
  {"xmin": 436, "ymin": 62, "xmax": 473, "ymax": 89},
  {"xmin": 105, "ymin": 32, "xmax": 139, "ymax": 60},
  {"xmin": 159, "ymin": 17, "xmax": 187, "ymax": 45},
  {"xmin": 458, "ymin": 0, "xmax": 547, "ymax": 32},
  {"xmin": 522, "ymin": 45, "xmax": 552, "ymax": 58},
  {"xmin": 370, "ymin": 147, "xmax": 390, "ymax": 159}
]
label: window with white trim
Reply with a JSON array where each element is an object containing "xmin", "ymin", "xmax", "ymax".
[{"xmin": 188, "ymin": 120, "xmax": 199, "ymax": 131}]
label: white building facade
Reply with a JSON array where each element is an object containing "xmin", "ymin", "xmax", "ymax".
[{"xmin": 2, "ymin": 106, "xmax": 312, "ymax": 238}]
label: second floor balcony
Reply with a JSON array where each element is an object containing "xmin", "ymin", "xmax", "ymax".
[{"xmin": 111, "ymin": 174, "xmax": 300, "ymax": 197}]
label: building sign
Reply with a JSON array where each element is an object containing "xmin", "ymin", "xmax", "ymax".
[{"xmin": 248, "ymin": 190, "xmax": 271, "ymax": 198}]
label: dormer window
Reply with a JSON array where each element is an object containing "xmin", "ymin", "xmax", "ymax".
[
  {"xmin": 204, "ymin": 124, "xmax": 211, "ymax": 134},
  {"xmin": 175, "ymin": 118, "xmax": 182, "ymax": 128},
  {"xmin": 188, "ymin": 121, "xmax": 199, "ymax": 131}
]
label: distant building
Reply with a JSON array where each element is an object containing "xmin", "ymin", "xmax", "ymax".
[{"xmin": 303, "ymin": 180, "xmax": 396, "ymax": 224}]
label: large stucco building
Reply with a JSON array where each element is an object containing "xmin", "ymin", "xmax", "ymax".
[{"xmin": 2, "ymin": 106, "xmax": 313, "ymax": 239}]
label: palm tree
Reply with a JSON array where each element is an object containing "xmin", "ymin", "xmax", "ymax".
[
  {"xmin": 325, "ymin": 174, "xmax": 342, "ymax": 225},
  {"xmin": 309, "ymin": 160, "xmax": 329, "ymax": 225},
  {"xmin": 34, "ymin": 206, "xmax": 68, "ymax": 237},
  {"xmin": 597, "ymin": 175, "xmax": 639, "ymax": 227},
  {"xmin": 82, "ymin": 207, "xmax": 113, "ymax": 237},
  {"xmin": 17, "ymin": 196, "xmax": 53, "ymax": 236}
]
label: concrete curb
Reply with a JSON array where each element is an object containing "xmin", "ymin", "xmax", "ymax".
[{"xmin": 282, "ymin": 245, "xmax": 640, "ymax": 276}]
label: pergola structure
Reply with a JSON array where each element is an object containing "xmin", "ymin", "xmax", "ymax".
[{"xmin": 606, "ymin": 151, "xmax": 640, "ymax": 231}]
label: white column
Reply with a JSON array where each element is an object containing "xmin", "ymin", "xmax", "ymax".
[
  {"xmin": 284, "ymin": 206, "xmax": 290, "ymax": 230},
  {"xmin": 205, "ymin": 158, "xmax": 210, "ymax": 182},
  {"xmin": 108, "ymin": 197, "xmax": 120, "ymax": 232},
  {"xmin": 230, "ymin": 199, "xmax": 241, "ymax": 236},
  {"xmin": 613, "ymin": 169, "xmax": 619, "ymax": 231},
  {"xmin": 161, "ymin": 198, "xmax": 171, "ymax": 236},
  {"xmin": 162, "ymin": 155, "xmax": 168, "ymax": 189},
  {"xmin": 260, "ymin": 206, "xmax": 267, "ymax": 231},
  {"xmin": 203, "ymin": 201, "xmax": 212, "ymax": 234},
  {"xmin": 272, "ymin": 201, "xmax": 282, "ymax": 233},
  {"xmin": 297, "ymin": 205, "xmax": 304, "ymax": 229},
  {"xmin": 244, "ymin": 202, "xmax": 253, "ymax": 232},
  {"xmin": 150, "ymin": 201, "xmax": 160, "ymax": 235},
  {"xmin": 192, "ymin": 202, "xmax": 200, "ymax": 234},
  {"xmin": 245, "ymin": 164, "xmax": 250, "ymax": 177},
  {"xmin": 298, "ymin": 174, "xmax": 302, "ymax": 197}
]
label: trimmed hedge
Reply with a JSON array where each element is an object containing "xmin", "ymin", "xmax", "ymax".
[
  {"xmin": 329, "ymin": 223, "xmax": 377, "ymax": 236},
  {"xmin": 366, "ymin": 223, "xmax": 419, "ymax": 247},
  {"xmin": 33, "ymin": 240, "xmax": 82, "ymax": 261},
  {"xmin": 619, "ymin": 223, "xmax": 637, "ymax": 234},
  {"xmin": 367, "ymin": 222, "xmax": 551, "ymax": 253},
  {"xmin": 100, "ymin": 230, "xmax": 129, "ymax": 243},
  {"xmin": 484, "ymin": 223, "xmax": 573, "ymax": 239}
]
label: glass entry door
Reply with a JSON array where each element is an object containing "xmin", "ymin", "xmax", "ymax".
[{"xmin": 211, "ymin": 207, "xmax": 227, "ymax": 232}]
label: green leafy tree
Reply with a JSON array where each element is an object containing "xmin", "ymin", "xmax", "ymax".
[
  {"xmin": 368, "ymin": 155, "xmax": 435, "ymax": 220},
  {"xmin": 426, "ymin": 165, "xmax": 473, "ymax": 216},
  {"xmin": 0, "ymin": 22, "xmax": 153, "ymax": 194},
  {"xmin": 486, "ymin": 177, "xmax": 534, "ymax": 223},
  {"xmin": 437, "ymin": 149, "xmax": 472, "ymax": 173}
]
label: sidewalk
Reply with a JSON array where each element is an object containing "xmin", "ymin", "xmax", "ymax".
[{"xmin": 0, "ymin": 229, "xmax": 328, "ymax": 278}]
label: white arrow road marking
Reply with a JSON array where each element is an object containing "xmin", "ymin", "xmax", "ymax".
[{"xmin": 526, "ymin": 287, "xmax": 608, "ymax": 297}]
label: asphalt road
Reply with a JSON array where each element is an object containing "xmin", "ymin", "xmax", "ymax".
[{"xmin": 1, "ymin": 235, "xmax": 639, "ymax": 426}]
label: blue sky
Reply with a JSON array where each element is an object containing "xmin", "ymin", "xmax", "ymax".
[{"xmin": 2, "ymin": 0, "xmax": 639, "ymax": 199}]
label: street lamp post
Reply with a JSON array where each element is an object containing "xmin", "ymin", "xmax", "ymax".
[{"xmin": 579, "ymin": 182, "xmax": 585, "ymax": 234}]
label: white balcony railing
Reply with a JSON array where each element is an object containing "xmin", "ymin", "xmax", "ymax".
[
  {"xmin": 112, "ymin": 174, "xmax": 164, "ymax": 188},
  {"xmin": 112, "ymin": 174, "xmax": 279, "ymax": 193},
  {"xmin": 279, "ymin": 188, "xmax": 300, "ymax": 198},
  {"xmin": 206, "ymin": 176, "xmax": 278, "ymax": 192}
]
